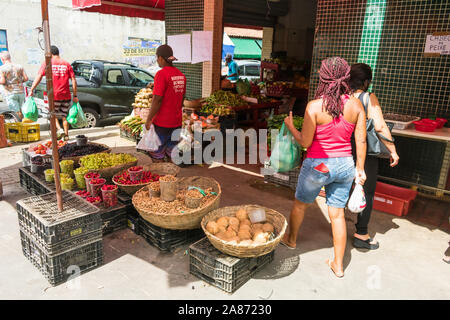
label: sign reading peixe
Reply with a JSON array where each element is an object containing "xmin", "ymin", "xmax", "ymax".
[{"xmin": 424, "ymin": 33, "xmax": 450, "ymax": 56}]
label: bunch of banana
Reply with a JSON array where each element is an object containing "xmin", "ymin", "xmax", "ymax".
[{"xmin": 119, "ymin": 116, "xmax": 145, "ymax": 136}]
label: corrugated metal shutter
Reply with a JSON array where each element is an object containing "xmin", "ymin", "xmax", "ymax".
[
  {"xmin": 165, "ymin": 0, "xmax": 204, "ymax": 100},
  {"xmin": 224, "ymin": 0, "xmax": 289, "ymax": 28}
]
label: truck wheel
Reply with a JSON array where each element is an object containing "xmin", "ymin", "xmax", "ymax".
[
  {"xmin": 1, "ymin": 111, "xmax": 21, "ymax": 123},
  {"xmin": 83, "ymin": 108, "xmax": 100, "ymax": 128}
]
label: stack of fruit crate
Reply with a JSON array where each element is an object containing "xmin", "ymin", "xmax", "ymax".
[{"xmin": 17, "ymin": 191, "xmax": 104, "ymax": 286}]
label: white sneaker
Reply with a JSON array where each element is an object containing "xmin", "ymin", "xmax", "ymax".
[{"xmin": 56, "ymin": 129, "xmax": 65, "ymax": 139}]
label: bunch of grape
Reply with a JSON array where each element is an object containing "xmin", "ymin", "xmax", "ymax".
[
  {"xmin": 59, "ymin": 143, "xmax": 108, "ymax": 158},
  {"xmin": 79, "ymin": 153, "xmax": 137, "ymax": 170}
]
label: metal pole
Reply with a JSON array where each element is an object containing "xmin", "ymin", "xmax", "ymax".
[{"xmin": 41, "ymin": 0, "xmax": 63, "ymax": 211}]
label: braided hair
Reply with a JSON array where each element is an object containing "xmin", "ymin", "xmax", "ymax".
[{"xmin": 314, "ymin": 57, "xmax": 351, "ymax": 118}]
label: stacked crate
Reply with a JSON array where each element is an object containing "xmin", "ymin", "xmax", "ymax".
[
  {"xmin": 189, "ymin": 237, "xmax": 275, "ymax": 293},
  {"xmin": 139, "ymin": 218, "xmax": 204, "ymax": 252},
  {"xmin": 17, "ymin": 191, "xmax": 104, "ymax": 286},
  {"xmin": 18, "ymin": 167, "xmax": 128, "ymax": 236}
]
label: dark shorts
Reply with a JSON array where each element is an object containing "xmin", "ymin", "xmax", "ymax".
[
  {"xmin": 54, "ymin": 100, "xmax": 71, "ymax": 119},
  {"xmin": 148, "ymin": 124, "xmax": 181, "ymax": 160}
]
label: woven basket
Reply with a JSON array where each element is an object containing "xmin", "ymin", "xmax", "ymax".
[
  {"xmin": 201, "ymin": 205, "xmax": 287, "ymax": 258},
  {"xmin": 113, "ymin": 163, "xmax": 181, "ymax": 196},
  {"xmin": 133, "ymin": 176, "xmax": 221, "ymax": 230},
  {"xmin": 60, "ymin": 143, "xmax": 111, "ymax": 166}
]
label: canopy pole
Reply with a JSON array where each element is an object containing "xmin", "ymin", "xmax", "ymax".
[{"xmin": 41, "ymin": 0, "xmax": 63, "ymax": 212}]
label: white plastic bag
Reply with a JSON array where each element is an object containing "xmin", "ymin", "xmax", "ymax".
[
  {"xmin": 137, "ymin": 124, "xmax": 161, "ymax": 152},
  {"xmin": 348, "ymin": 181, "xmax": 367, "ymax": 213},
  {"xmin": 176, "ymin": 127, "xmax": 193, "ymax": 153}
]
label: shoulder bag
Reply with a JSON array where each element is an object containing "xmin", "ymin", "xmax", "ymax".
[{"xmin": 358, "ymin": 92, "xmax": 395, "ymax": 159}]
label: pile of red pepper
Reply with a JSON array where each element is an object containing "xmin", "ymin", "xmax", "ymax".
[
  {"xmin": 86, "ymin": 196, "xmax": 102, "ymax": 204},
  {"xmin": 75, "ymin": 190, "xmax": 91, "ymax": 198},
  {"xmin": 90, "ymin": 178, "xmax": 106, "ymax": 185},
  {"xmin": 102, "ymin": 185, "xmax": 117, "ymax": 191},
  {"xmin": 113, "ymin": 170, "xmax": 160, "ymax": 185},
  {"xmin": 85, "ymin": 172, "xmax": 100, "ymax": 179}
]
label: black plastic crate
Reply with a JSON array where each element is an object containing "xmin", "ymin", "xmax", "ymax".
[
  {"xmin": 19, "ymin": 224, "xmax": 102, "ymax": 257},
  {"xmin": 100, "ymin": 203, "xmax": 127, "ymax": 236},
  {"xmin": 189, "ymin": 237, "xmax": 274, "ymax": 293},
  {"xmin": 16, "ymin": 191, "xmax": 101, "ymax": 247},
  {"xmin": 19, "ymin": 167, "xmax": 50, "ymax": 196},
  {"xmin": 18, "ymin": 167, "xmax": 52, "ymax": 196},
  {"xmin": 117, "ymin": 191, "xmax": 140, "ymax": 234},
  {"xmin": 127, "ymin": 212, "xmax": 140, "ymax": 235},
  {"xmin": 263, "ymin": 166, "xmax": 301, "ymax": 190},
  {"xmin": 139, "ymin": 218, "xmax": 204, "ymax": 252},
  {"xmin": 20, "ymin": 230, "xmax": 103, "ymax": 286}
]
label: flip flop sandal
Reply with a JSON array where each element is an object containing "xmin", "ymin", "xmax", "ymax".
[
  {"xmin": 327, "ymin": 260, "xmax": 344, "ymax": 278},
  {"xmin": 280, "ymin": 239, "xmax": 296, "ymax": 250},
  {"xmin": 353, "ymin": 237, "xmax": 379, "ymax": 250},
  {"xmin": 443, "ymin": 258, "xmax": 450, "ymax": 265}
]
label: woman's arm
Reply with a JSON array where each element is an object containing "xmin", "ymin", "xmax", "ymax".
[
  {"xmin": 368, "ymin": 93, "xmax": 399, "ymax": 167},
  {"xmin": 284, "ymin": 103, "xmax": 316, "ymax": 148},
  {"xmin": 354, "ymin": 99, "xmax": 367, "ymax": 185}
]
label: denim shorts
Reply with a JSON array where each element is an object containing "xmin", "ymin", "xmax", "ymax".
[{"xmin": 295, "ymin": 157, "xmax": 355, "ymax": 208}]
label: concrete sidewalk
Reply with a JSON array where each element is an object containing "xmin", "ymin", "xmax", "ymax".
[{"xmin": 0, "ymin": 130, "xmax": 449, "ymax": 299}]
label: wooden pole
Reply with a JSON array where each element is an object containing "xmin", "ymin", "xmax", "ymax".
[{"xmin": 41, "ymin": 0, "xmax": 63, "ymax": 211}]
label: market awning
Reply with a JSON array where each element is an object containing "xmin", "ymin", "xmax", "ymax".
[
  {"xmin": 72, "ymin": 0, "xmax": 165, "ymax": 21},
  {"xmin": 229, "ymin": 37, "xmax": 262, "ymax": 60}
]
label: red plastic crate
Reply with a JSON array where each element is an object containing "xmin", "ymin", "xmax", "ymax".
[{"xmin": 373, "ymin": 182, "xmax": 418, "ymax": 216}]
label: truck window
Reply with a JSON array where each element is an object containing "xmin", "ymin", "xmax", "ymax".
[
  {"xmin": 107, "ymin": 69, "xmax": 125, "ymax": 85},
  {"xmin": 238, "ymin": 65, "xmax": 245, "ymax": 75},
  {"xmin": 126, "ymin": 69, "xmax": 153, "ymax": 87},
  {"xmin": 73, "ymin": 63, "xmax": 93, "ymax": 81},
  {"xmin": 245, "ymin": 65, "xmax": 260, "ymax": 76}
]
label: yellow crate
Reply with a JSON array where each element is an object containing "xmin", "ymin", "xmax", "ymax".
[{"xmin": 5, "ymin": 123, "xmax": 40, "ymax": 143}]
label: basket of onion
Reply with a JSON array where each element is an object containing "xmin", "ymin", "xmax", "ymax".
[{"xmin": 201, "ymin": 205, "xmax": 287, "ymax": 258}]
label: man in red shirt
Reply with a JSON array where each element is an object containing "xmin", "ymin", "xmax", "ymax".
[
  {"xmin": 145, "ymin": 44, "xmax": 186, "ymax": 161},
  {"xmin": 30, "ymin": 45, "xmax": 78, "ymax": 140}
]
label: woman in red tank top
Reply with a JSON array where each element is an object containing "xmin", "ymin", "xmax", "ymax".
[{"xmin": 280, "ymin": 57, "xmax": 367, "ymax": 278}]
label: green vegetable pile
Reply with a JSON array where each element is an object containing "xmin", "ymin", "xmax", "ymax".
[
  {"xmin": 204, "ymin": 90, "xmax": 247, "ymax": 107},
  {"xmin": 236, "ymin": 79, "xmax": 251, "ymax": 96},
  {"xmin": 200, "ymin": 90, "xmax": 247, "ymax": 116}
]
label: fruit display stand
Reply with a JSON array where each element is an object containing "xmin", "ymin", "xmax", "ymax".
[{"xmin": 189, "ymin": 237, "xmax": 274, "ymax": 293}]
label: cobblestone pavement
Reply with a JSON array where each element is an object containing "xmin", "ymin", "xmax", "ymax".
[{"xmin": 0, "ymin": 128, "xmax": 449, "ymax": 300}]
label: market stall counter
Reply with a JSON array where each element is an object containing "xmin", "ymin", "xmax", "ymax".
[
  {"xmin": 232, "ymin": 101, "xmax": 283, "ymax": 129},
  {"xmin": 378, "ymin": 127, "xmax": 450, "ymax": 196}
]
